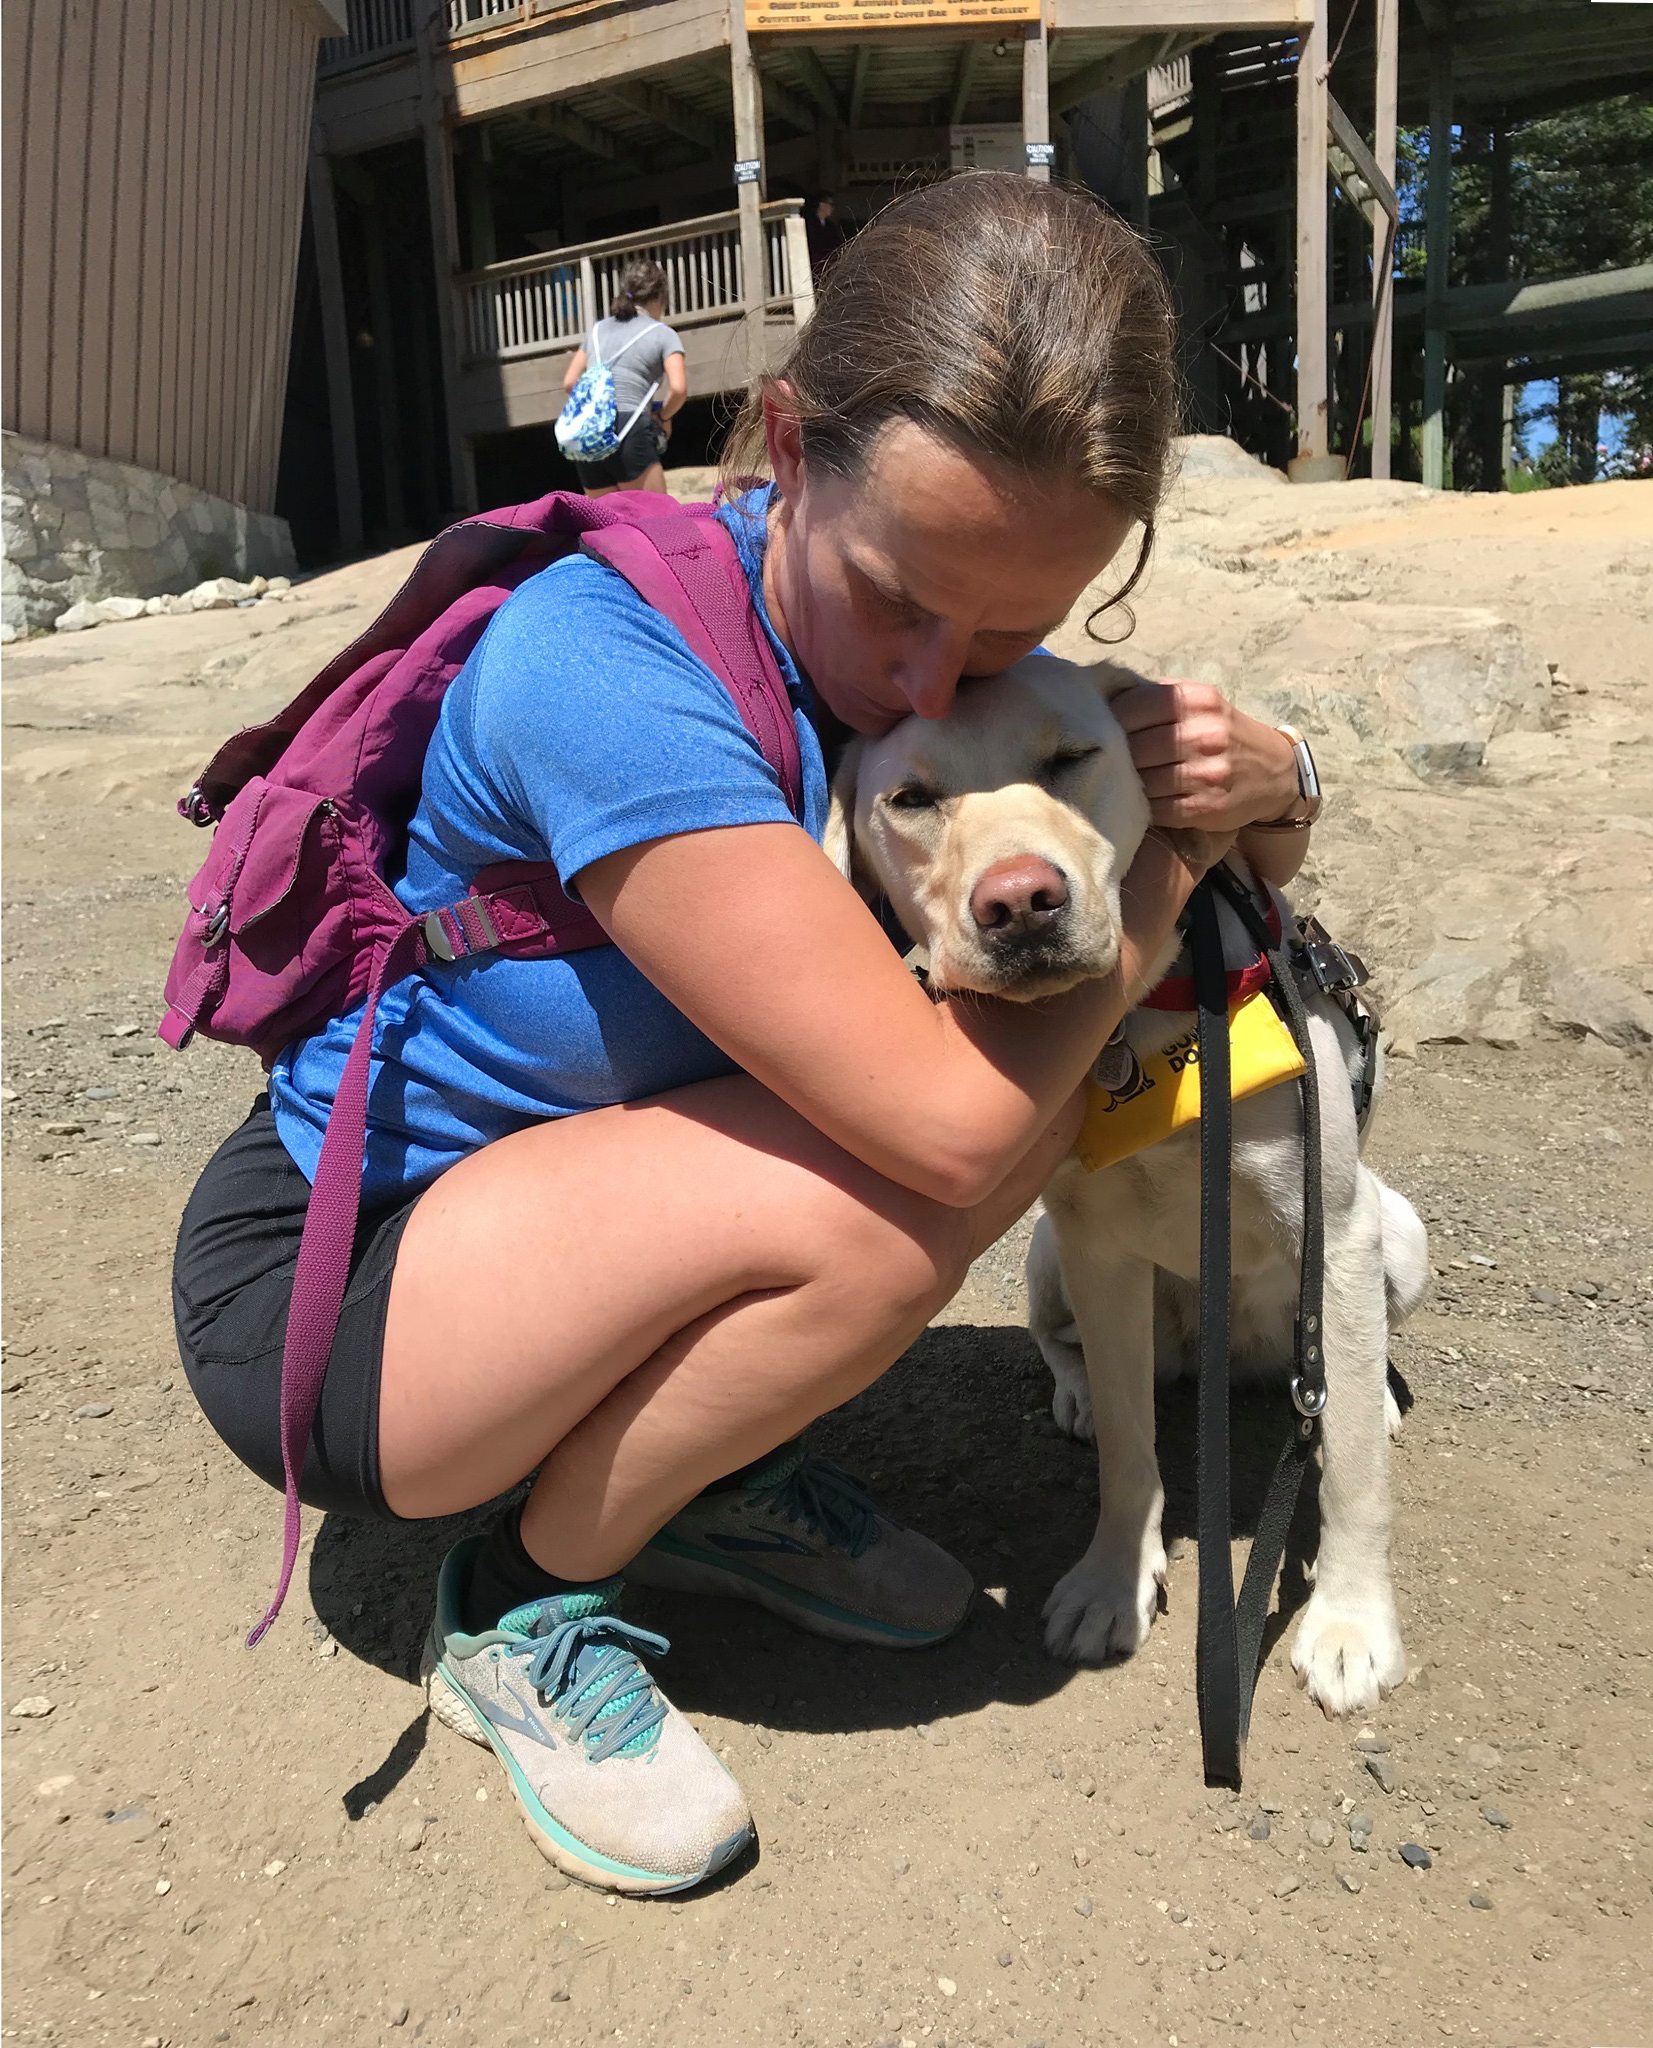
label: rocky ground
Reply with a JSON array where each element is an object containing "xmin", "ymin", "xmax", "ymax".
[{"xmin": 3, "ymin": 458, "xmax": 1650, "ymax": 2048}]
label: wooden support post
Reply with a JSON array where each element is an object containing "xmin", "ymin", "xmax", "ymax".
[
  {"xmin": 1192, "ymin": 43, "xmax": 1218, "ymax": 216},
  {"xmin": 1483, "ymin": 121, "xmax": 1511, "ymax": 488},
  {"xmin": 1022, "ymin": 13, "xmax": 1051, "ymax": 182},
  {"xmin": 1421, "ymin": 17, "xmax": 1454, "ymax": 490},
  {"xmin": 1122, "ymin": 74, "xmax": 1149, "ymax": 232},
  {"xmin": 730, "ymin": 0, "xmax": 769, "ymax": 385},
  {"xmin": 417, "ymin": 30, "xmax": 478, "ymax": 513},
  {"xmin": 784, "ymin": 209, "xmax": 815, "ymax": 332},
  {"xmin": 307, "ymin": 144, "xmax": 362, "ymax": 557},
  {"xmin": 1292, "ymin": 0, "xmax": 1330, "ymax": 473},
  {"xmin": 1370, "ymin": 0, "xmax": 1398, "ymax": 479},
  {"xmin": 363, "ymin": 185, "xmax": 407, "ymax": 538},
  {"xmin": 464, "ymin": 129, "xmax": 497, "ymax": 271},
  {"xmin": 848, "ymin": 46, "xmax": 872, "ymax": 130},
  {"xmin": 578, "ymin": 255, "xmax": 597, "ymax": 339},
  {"xmin": 948, "ymin": 39, "xmax": 983, "ymax": 129}
]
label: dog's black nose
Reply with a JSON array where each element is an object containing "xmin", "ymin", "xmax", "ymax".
[{"xmin": 971, "ymin": 857, "xmax": 1070, "ymax": 939}]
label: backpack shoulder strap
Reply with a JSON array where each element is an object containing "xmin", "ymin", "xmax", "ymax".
[
  {"xmin": 582, "ymin": 507, "xmax": 804, "ymax": 821},
  {"xmin": 602, "ymin": 318, "xmax": 656, "ymax": 367}
]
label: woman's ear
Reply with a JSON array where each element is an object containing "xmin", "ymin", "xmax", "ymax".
[
  {"xmin": 822, "ymin": 738, "xmax": 876, "ymax": 898},
  {"xmin": 764, "ymin": 389, "xmax": 805, "ymax": 501}
]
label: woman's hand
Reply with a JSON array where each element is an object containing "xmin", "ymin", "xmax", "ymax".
[{"xmin": 1111, "ymin": 680, "xmax": 1298, "ymax": 834}]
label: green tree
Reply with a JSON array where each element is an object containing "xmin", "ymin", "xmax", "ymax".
[{"xmin": 1400, "ymin": 94, "xmax": 1652, "ymax": 485}]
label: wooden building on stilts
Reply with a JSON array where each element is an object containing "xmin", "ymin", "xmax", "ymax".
[{"xmin": 288, "ymin": 0, "xmax": 1653, "ymax": 559}]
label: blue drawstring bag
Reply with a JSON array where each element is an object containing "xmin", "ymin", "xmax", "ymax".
[{"xmin": 554, "ymin": 320, "xmax": 660, "ymax": 461}]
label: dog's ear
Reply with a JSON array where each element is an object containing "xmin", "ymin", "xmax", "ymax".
[
  {"xmin": 1088, "ymin": 660, "xmax": 1150, "ymax": 705},
  {"xmin": 822, "ymin": 738, "xmax": 878, "ymax": 901}
]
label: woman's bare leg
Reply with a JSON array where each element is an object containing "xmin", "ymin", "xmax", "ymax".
[
  {"xmin": 614, "ymin": 463, "xmax": 667, "ymax": 494},
  {"xmin": 380, "ymin": 1073, "xmax": 1079, "ymax": 1578}
]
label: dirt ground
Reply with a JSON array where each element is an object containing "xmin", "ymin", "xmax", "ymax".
[{"xmin": 3, "ymin": 469, "xmax": 1650, "ymax": 2048}]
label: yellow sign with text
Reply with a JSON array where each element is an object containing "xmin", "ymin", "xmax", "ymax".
[{"xmin": 746, "ymin": 0, "xmax": 1038, "ymax": 31}]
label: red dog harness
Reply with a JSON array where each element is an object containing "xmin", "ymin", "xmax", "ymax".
[{"xmin": 1139, "ymin": 894, "xmax": 1285, "ymax": 1011}]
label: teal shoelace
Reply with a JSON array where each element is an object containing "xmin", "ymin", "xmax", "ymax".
[
  {"xmin": 760, "ymin": 1455, "xmax": 881, "ymax": 1559},
  {"xmin": 522, "ymin": 1614, "xmax": 670, "ymax": 1763}
]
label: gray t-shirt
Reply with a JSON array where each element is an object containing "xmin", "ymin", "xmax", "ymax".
[{"xmin": 587, "ymin": 315, "xmax": 685, "ymax": 424}]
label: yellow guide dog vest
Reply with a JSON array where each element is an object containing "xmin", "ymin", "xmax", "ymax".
[{"xmin": 1075, "ymin": 990, "xmax": 1306, "ymax": 1174}]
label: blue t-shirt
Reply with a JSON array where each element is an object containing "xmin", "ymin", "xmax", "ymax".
[{"xmin": 269, "ymin": 490, "xmax": 829, "ymax": 1202}]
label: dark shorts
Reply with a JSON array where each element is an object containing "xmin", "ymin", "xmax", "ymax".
[
  {"xmin": 573, "ymin": 411, "xmax": 668, "ymax": 489},
  {"xmin": 172, "ymin": 1098, "xmax": 417, "ymax": 1521}
]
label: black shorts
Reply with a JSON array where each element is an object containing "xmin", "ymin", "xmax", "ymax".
[
  {"xmin": 574, "ymin": 411, "xmax": 668, "ymax": 489},
  {"xmin": 172, "ymin": 1098, "xmax": 417, "ymax": 1521}
]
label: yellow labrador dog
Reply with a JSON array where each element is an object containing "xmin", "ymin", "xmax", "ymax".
[{"xmin": 826, "ymin": 654, "xmax": 1429, "ymax": 1718}]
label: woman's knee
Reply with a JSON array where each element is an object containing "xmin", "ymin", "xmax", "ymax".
[{"xmin": 810, "ymin": 1174, "xmax": 976, "ymax": 1334}]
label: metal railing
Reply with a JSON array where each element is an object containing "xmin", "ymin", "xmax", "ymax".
[
  {"xmin": 317, "ymin": 0, "xmax": 413, "ymax": 72},
  {"xmin": 458, "ymin": 203, "xmax": 809, "ymax": 366}
]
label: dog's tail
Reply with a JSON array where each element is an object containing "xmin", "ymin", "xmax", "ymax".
[{"xmin": 1377, "ymin": 1177, "xmax": 1430, "ymax": 1326}]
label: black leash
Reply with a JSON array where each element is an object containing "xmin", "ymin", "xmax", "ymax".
[{"xmin": 1190, "ymin": 869, "xmax": 1328, "ymax": 1789}]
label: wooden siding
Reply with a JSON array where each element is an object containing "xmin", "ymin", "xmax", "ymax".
[{"xmin": 3, "ymin": 0, "xmax": 323, "ymax": 513}]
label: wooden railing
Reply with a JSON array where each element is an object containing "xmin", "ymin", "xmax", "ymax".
[
  {"xmin": 445, "ymin": 0, "xmax": 527, "ymax": 35},
  {"xmin": 317, "ymin": 0, "xmax": 413, "ymax": 72},
  {"xmin": 1148, "ymin": 54, "xmax": 1194, "ymax": 116},
  {"xmin": 458, "ymin": 202, "xmax": 812, "ymax": 366},
  {"xmin": 320, "ymin": 0, "xmax": 573, "ymax": 71}
]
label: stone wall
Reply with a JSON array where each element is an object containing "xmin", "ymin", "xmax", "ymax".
[{"xmin": 1, "ymin": 431, "xmax": 299, "ymax": 639}]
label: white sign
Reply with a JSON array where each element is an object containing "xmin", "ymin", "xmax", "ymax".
[{"xmin": 949, "ymin": 124, "xmax": 1024, "ymax": 174}]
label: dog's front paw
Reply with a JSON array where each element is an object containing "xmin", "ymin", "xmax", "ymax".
[
  {"xmin": 1290, "ymin": 1591, "xmax": 1406, "ymax": 1717},
  {"xmin": 1048, "ymin": 1352, "xmax": 1095, "ymax": 1443},
  {"xmin": 1043, "ymin": 1531, "xmax": 1166, "ymax": 1664}
]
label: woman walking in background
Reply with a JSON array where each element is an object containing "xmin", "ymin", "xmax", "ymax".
[{"xmin": 561, "ymin": 258, "xmax": 687, "ymax": 495}]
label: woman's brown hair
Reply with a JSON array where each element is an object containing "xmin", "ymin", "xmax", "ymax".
[
  {"xmin": 723, "ymin": 171, "xmax": 1179, "ymax": 630},
  {"xmin": 611, "ymin": 258, "xmax": 667, "ymax": 321}
]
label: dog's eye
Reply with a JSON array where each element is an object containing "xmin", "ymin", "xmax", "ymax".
[
  {"xmin": 1044, "ymin": 746, "xmax": 1101, "ymax": 777},
  {"xmin": 887, "ymin": 784, "xmax": 939, "ymax": 812}
]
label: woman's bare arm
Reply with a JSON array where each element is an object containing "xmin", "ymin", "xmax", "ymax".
[
  {"xmin": 576, "ymin": 824, "xmax": 1205, "ymax": 1208},
  {"xmin": 561, "ymin": 349, "xmax": 588, "ymax": 394},
  {"xmin": 659, "ymin": 351, "xmax": 688, "ymax": 422},
  {"xmin": 1236, "ymin": 821, "xmax": 1311, "ymax": 888}
]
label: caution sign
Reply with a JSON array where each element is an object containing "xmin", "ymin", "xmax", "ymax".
[{"xmin": 747, "ymin": 0, "xmax": 1038, "ymax": 30}]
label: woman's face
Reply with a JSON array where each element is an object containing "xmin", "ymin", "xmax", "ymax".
[{"xmin": 763, "ymin": 411, "xmax": 1136, "ymax": 737}]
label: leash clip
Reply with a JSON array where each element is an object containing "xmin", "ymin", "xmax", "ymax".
[{"xmin": 1294, "ymin": 916, "xmax": 1368, "ymax": 995}]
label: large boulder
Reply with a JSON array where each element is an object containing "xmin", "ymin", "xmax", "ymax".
[
  {"xmin": 1172, "ymin": 435, "xmax": 1286, "ymax": 486},
  {"xmin": 1350, "ymin": 608, "xmax": 1552, "ymax": 773}
]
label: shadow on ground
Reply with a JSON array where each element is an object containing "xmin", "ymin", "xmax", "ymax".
[{"xmin": 308, "ymin": 1321, "xmax": 1318, "ymax": 1744}]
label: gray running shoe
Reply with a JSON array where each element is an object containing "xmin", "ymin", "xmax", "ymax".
[
  {"xmin": 626, "ymin": 1445, "xmax": 974, "ymax": 1648},
  {"xmin": 421, "ymin": 1537, "xmax": 752, "ymax": 1895}
]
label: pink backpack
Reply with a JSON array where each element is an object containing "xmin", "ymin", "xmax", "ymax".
[{"xmin": 160, "ymin": 492, "xmax": 803, "ymax": 1643}]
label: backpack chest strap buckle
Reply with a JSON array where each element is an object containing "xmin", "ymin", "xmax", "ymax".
[{"xmin": 422, "ymin": 896, "xmax": 502, "ymax": 963}]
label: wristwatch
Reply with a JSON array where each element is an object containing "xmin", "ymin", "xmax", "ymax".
[{"xmin": 1252, "ymin": 723, "xmax": 1323, "ymax": 830}]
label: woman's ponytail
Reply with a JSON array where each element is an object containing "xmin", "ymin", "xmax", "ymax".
[{"xmin": 610, "ymin": 258, "xmax": 668, "ymax": 322}]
